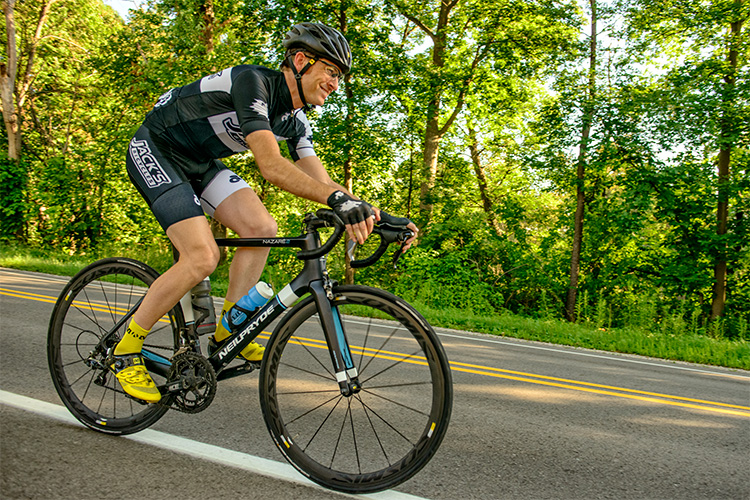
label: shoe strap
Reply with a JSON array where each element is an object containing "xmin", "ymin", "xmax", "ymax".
[{"xmin": 111, "ymin": 353, "xmax": 146, "ymax": 373}]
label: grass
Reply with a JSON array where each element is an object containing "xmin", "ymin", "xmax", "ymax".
[
  {"xmin": 2, "ymin": 243, "xmax": 748, "ymax": 371},
  {"xmin": 411, "ymin": 303, "xmax": 749, "ymax": 370}
]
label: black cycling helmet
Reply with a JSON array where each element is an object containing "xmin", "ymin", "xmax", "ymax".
[{"xmin": 283, "ymin": 22, "xmax": 352, "ymax": 74}]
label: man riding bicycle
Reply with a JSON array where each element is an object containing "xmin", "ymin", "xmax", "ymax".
[{"xmin": 114, "ymin": 22, "xmax": 418, "ymax": 403}]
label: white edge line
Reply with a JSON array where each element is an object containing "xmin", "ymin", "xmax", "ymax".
[
  {"xmin": 0, "ymin": 389, "xmax": 428, "ymax": 500},
  {"xmin": 434, "ymin": 331, "xmax": 750, "ymax": 379}
]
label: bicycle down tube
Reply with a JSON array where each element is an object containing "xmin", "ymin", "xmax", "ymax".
[{"xmin": 163, "ymin": 213, "xmax": 357, "ymax": 391}]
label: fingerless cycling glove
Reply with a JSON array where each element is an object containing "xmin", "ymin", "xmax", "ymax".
[{"xmin": 327, "ymin": 190, "xmax": 374, "ymax": 225}]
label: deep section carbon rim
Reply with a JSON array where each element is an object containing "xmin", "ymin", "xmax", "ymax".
[
  {"xmin": 47, "ymin": 258, "xmax": 182, "ymax": 434},
  {"xmin": 260, "ymin": 285, "xmax": 452, "ymax": 493}
]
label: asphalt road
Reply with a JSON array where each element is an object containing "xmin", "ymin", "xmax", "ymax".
[{"xmin": 1, "ymin": 267, "xmax": 749, "ymax": 500}]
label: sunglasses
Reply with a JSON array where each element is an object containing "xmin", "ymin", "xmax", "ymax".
[{"xmin": 316, "ymin": 59, "xmax": 344, "ymax": 81}]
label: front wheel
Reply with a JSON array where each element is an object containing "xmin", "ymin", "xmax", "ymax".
[
  {"xmin": 259, "ymin": 285, "xmax": 452, "ymax": 493},
  {"xmin": 47, "ymin": 257, "xmax": 184, "ymax": 435}
]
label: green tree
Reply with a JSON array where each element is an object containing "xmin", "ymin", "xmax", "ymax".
[
  {"xmin": 623, "ymin": 0, "xmax": 749, "ymax": 321},
  {"xmin": 387, "ymin": 0, "xmax": 580, "ymax": 224},
  {"xmin": 1, "ymin": 0, "xmax": 127, "ymax": 247}
]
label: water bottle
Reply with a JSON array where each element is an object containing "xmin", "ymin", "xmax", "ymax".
[
  {"xmin": 222, "ymin": 281, "xmax": 274, "ymax": 333},
  {"xmin": 191, "ymin": 278, "xmax": 217, "ymax": 335}
]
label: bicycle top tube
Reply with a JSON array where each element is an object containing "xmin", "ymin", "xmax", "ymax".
[{"xmin": 213, "ymin": 209, "xmax": 414, "ymax": 268}]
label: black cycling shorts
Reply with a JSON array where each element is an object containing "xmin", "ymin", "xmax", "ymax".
[{"xmin": 126, "ymin": 125, "xmax": 250, "ymax": 230}]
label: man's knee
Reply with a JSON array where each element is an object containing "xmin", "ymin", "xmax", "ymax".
[
  {"xmin": 236, "ymin": 214, "xmax": 278, "ymax": 239},
  {"xmin": 179, "ymin": 241, "xmax": 220, "ymax": 278}
]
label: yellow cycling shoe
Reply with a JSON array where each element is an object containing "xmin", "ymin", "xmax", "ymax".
[
  {"xmin": 207, "ymin": 336, "xmax": 265, "ymax": 362},
  {"xmin": 110, "ymin": 354, "xmax": 162, "ymax": 403}
]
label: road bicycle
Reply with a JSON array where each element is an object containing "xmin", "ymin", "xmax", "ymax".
[{"xmin": 47, "ymin": 209, "xmax": 453, "ymax": 493}]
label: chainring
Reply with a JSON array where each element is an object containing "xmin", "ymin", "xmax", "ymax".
[{"xmin": 166, "ymin": 351, "xmax": 217, "ymax": 414}]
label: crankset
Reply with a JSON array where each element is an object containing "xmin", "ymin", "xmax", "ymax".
[{"xmin": 163, "ymin": 351, "xmax": 217, "ymax": 414}]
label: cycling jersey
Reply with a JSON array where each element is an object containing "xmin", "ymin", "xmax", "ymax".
[
  {"xmin": 127, "ymin": 65, "xmax": 315, "ymax": 230},
  {"xmin": 144, "ymin": 65, "xmax": 315, "ymax": 165}
]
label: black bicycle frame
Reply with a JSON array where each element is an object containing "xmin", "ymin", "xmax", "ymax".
[{"xmin": 141, "ymin": 215, "xmax": 361, "ymax": 396}]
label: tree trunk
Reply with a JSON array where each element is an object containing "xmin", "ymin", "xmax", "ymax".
[
  {"xmin": 710, "ymin": 13, "xmax": 743, "ymax": 320},
  {"xmin": 468, "ymin": 126, "xmax": 502, "ymax": 237},
  {"xmin": 339, "ymin": 10, "xmax": 356, "ymax": 286},
  {"xmin": 199, "ymin": 0, "xmax": 216, "ymax": 54},
  {"xmin": 419, "ymin": 114, "xmax": 441, "ymax": 218},
  {"xmin": 1, "ymin": 0, "xmax": 20, "ymax": 160},
  {"xmin": 399, "ymin": 1, "xmax": 479, "ymax": 225},
  {"xmin": 565, "ymin": 0, "xmax": 597, "ymax": 322}
]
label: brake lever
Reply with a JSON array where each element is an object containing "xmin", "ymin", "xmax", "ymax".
[
  {"xmin": 391, "ymin": 244, "xmax": 405, "ymax": 268},
  {"xmin": 390, "ymin": 230, "xmax": 414, "ymax": 269},
  {"xmin": 347, "ymin": 239, "xmax": 357, "ymax": 261}
]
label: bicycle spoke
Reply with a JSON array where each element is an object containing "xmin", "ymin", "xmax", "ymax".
[
  {"xmin": 356, "ymin": 393, "xmax": 392, "ymax": 465},
  {"xmin": 356, "ymin": 395, "xmax": 417, "ymax": 445},
  {"xmin": 289, "ymin": 334, "xmax": 335, "ymax": 379},
  {"xmin": 363, "ymin": 380, "xmax": 432, "ymax": 391},
  {"xmin": 358, "ymin": 325, "xmax": 402, "ymax": 376},
  {"xmin": 278, "ymin": 360, "xmax": 334, "ymax": 383},
  {"xmin": 356, "ymin": 317, "xmax": 374, "ymax": 374},
  {"xmin": 360, "ymin": 387, "xmax": 430, "ymax": 417},
  {"xmin": 359, "ymin": 347, "xmax": 425, "ymax": 385},
  {"xmin": 302, "ymin": 396, "xmax": 344, "ymax": 451}
]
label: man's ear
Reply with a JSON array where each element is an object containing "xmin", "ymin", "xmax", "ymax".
[{"xmin": 294, "ymin": 51, "xmax": 314, "ymax": 71}]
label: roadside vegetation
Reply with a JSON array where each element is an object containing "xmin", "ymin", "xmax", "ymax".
[{"xmin": 3, "ymin": 243, "xmax": 747, "ymax": 371}]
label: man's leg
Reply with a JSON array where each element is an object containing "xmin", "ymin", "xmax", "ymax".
[
  {"xmin": 131, "ymin": 216, "xmax": 220, "ymax": 330},
  {"xmin": 112, "ymin": 215, "xmax": 219, "ymax": 402},
  {"xmin": 213, "ymin": 187, "xmax": 278, "ymax": 303},
  {"xmin": 209, "ymin": 187, "xmax": 277, "ymax": 361}
]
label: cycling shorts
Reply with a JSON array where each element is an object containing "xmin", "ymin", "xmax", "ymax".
[{"xmin": 126, "ymin": 125, "xmax": 250, "ymax": 230}]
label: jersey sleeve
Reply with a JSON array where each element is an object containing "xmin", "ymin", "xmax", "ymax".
[
  {"xmin": 285, "ymin": 111, "xmax": 316, "ymax": 161},
  {"xmin": 231, "ymin": 68, "xmax": 274, "ymax": 138}
]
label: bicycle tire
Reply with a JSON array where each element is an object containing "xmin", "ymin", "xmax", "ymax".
[
  {"xmin": 259, "ymin": 285, "xmax": 452, "ymax": 493},
  {"xmin": 47, "ymin": 257, "xmax": 184, "ymax": 435}
]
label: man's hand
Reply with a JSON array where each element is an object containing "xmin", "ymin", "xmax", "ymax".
[
  {"xmin": 403, "ymin": 221, "xmax": 419, "ymax": 252},
  {"xmin": 327, "ymin": 190, "xmax": 376, "ymax": 244}
]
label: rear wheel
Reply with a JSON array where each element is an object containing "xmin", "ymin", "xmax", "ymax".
[
  {"xmin": 259, "ymin": 285, "xmax": 452, "ymax": 493},
  {"xmin": 47, "ymin": 257, "xmax": 184, "ymax": 435}
]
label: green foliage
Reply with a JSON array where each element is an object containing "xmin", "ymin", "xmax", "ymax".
[
  {"xmin": 3, "ymin": 0, "xmax": 749, "ymax": 352},
  {"xmin": 0, "ymin": 154, "xmax": 27, "ymax": 240}
]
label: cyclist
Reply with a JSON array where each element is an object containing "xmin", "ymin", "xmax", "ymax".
[{"xmin": 113, "ymin": 22, "xmax": 418, "ymax": 403}]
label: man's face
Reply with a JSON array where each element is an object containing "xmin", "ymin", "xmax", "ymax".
[{"xmin": 301, "ymin": 56, "xmax": 343, "ymax": 106}]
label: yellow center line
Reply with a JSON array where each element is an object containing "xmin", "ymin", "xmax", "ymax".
[
  {"xmin": 449, "ymin": 360, "xmax": 750, "ymax": 412},
  {"xmin": 0, "ymin": 288, "xmax": 59, "ymax": 304},
  {"xmin": 4, "ymin": 287, "xmax": 748, "ymax": 418}
]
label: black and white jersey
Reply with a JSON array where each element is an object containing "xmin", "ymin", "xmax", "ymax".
[{"xmin": 143, "ymin": 65, "xmax": 315, "ymax": 162}]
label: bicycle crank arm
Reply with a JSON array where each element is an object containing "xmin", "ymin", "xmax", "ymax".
[{"xmin": 216, "ymin": 361, "xmax": 261, "ymax": 381}]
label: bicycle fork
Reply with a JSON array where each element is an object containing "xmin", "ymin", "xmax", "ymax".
[{"xmin": 309, "ymin": 280, "xmax": 361, "ymax": 396}]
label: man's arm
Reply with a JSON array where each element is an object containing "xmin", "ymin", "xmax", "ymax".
[
  {"xmin": 295, "ymin": 155, "xmax": 347, "ymax": 193},
  {"xmin": 245, "ymin": 130, "xmax": 374, "ymax": 243},
  {"xmin": 246, "ymin": 130, "xmax": 335, "ymax": 204}
]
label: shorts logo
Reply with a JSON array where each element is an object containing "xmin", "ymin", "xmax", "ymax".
[
  {"xmin": 193, "ymin": 195, "xmax": 200, "ymax": 206},
  {"xmin": 229, "ymin": 175, "xmax": 241, "ymax": 183},
  {"xmin": 129, "ymin": 139, "xmax": 172, "ymax": 188}
]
